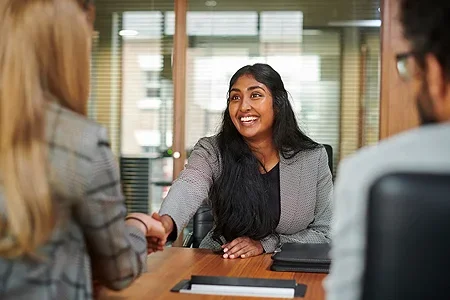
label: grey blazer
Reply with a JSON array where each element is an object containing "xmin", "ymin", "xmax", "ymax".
[
  {"xmin": 159, "ymin": 136, "xmax": 333, "ymax": 253},
  {"xmin": 0, "ymin": 102, "xmax": 147, "ymax": 300}
]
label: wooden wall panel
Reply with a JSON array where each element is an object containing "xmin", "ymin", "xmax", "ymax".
[
  {"xmin": 172, "ymin": 0, "xmax": 188, "ymax": 246},
  {"xmin": 380, "ymin": 0, "xmax": 419, "ymax": 139},
  {"xmin": 172, "ymin": 0, "xmax": 188, "ymax": 180}
]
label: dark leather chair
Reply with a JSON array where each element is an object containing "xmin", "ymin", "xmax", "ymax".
[
  {"xmin": 182, "ymin": 204, "xmax": 214, "ymax": 248},
  {"xmin": 183, "ymin": 144, "xmax": 334, "ymax": 248},
  {"xmin": 362, "ymin": 173, "xmax": 450, "ymax": 300},
  {"xmin": 323, "ymin": 144, "xmax": 333, "ymax": 175}
]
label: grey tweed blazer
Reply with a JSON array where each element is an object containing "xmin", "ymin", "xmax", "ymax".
[
  {"xmin": 160, "ymin": 136, "xmax": 333, "ymax": 253},
  {"xmin": 0, "ymin": 102, "xmax": 147, "ymax": 300}
]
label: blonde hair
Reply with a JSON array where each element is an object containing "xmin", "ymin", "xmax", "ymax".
[{"xmin": 0, "ymin": 0, "xmax": 91, "ymax": 258}]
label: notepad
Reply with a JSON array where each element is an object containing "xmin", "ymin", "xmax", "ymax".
[
  {"xmin": 184, "ymin": 284, "xmax": 295, "ymax": 298},
  {"xmin": 171, "ymin": 275, "xmax": 307, "ymax": 298}
]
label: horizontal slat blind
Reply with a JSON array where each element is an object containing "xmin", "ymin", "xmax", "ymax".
[
  {"xmin": 120, "ymin": 157, "xmax": 150, "ymax": 213},
  {"xmin": 91, "ymin": 1, "xmax": 175, "ymax": 214},
  {"xmin": 90, "ymin": 0, "xmax": 381, "ymax": 212},
  {"xmin": 184, "ymin": 0, "xmax": 381, "ymax": 174}
]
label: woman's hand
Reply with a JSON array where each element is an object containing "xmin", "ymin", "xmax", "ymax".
[
  {"xmin": 221, "ymin": 237, "xmax": 264, "ymax": 259},
  {"xmin": 125, "ymin": 212, "xmax": 167, "ymax": 253},
  {"xmin": 147, "ymin": 212, "xmax": 174, "ymax": 254}
]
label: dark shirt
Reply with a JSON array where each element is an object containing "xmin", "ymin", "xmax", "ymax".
[
  {"xmin": 169, "ymin": 163, "xmax": 283, "ymax": 244},
  {"xmin": 262, "ymin": 163, "xmax": 281, "ymax": 226}
]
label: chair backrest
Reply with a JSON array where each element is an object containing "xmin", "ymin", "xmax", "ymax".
[
  {"xmin": 323, "ymin": 144, "xmax": 333, "ymax": 174},
  {"xmin": 189, "ymin": 144, "xmax": 334, "ymax": 248},
  {"xmin": 192, "ymin": 204, "xmax": 214, "ymax": 248},
  {"xmin": 362, "ymin": 173, "xmax": 450, "ymax": 300}
]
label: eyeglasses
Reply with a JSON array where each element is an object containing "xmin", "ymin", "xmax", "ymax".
[{"xmin": 396, "ymin": 52, "xmax": 414, "ymax": 80}]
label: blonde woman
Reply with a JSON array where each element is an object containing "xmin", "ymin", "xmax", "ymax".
[{"xmin": 0, "ymin": 0, "xmax": 165, "ymax": 299}]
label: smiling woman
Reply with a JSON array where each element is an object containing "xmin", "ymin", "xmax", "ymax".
[
  {"xmin": 154, "ymin": 63, "xmax": 333, "ymax": 259},
  {"xmin": 228, "ymin": 75, "xmax": 275, "ymax": 141}
]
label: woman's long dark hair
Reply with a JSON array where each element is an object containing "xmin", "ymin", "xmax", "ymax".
[{"xmin": 209, "ymin": 63, "xmax": 320, "ymax": 243}]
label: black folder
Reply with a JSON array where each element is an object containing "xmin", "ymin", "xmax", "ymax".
[
  {"xmin": 271, "ymin": 243, "xmax": 331, "ymax": 273},
  {"xmin": 171, "ymin": 275, "xmax": 307, "ymax": 298},
  {"xmin": 190, "ymin": 275, "xmax": 297, "ymax": 288}
]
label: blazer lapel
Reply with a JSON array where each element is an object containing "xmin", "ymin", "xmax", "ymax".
[{"xmin": 277, "ymin": 153, "xmax": 304, "ymax": 233}]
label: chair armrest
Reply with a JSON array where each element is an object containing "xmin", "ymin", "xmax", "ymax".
[{"xmin": 182, "ymin": 232, "xmax": 194, "ymax": 248}]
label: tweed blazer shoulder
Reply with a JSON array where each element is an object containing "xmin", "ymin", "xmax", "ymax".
[
  {"xmin": 160, "ymin": 135, "xmax": 333, "ymax": 253},
  {"xmin": 0, "ymin": 102, "xmax": 147, "ymax": 300}
]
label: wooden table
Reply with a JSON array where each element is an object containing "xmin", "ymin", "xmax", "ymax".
[{"xmin": 99, "ymin": 247, "xmax": 326, "ymax": 300}]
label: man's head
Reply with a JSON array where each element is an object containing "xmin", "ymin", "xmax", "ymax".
[{"xmin": 399, "ymin": 0, "xmax": 450, "ymax": 124}]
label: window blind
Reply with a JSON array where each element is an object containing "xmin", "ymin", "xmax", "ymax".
[
  {"xmin": 92, "ymin": 0, "xmax": 175, "ymax": 214},
  {"xmin": 90, "ymin": 0, "xmax": 381, "ymax": 214},
  {"xmin": 185, "ymin": 0, "xmax": 381, "ymax": 175}
]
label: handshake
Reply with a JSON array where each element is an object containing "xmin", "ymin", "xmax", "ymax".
[{"xmin": 125, "ymin": 212, "xmax": 174, "ymax": 254}]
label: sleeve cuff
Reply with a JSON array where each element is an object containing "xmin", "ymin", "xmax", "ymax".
[
  {"xmin": 167, "ymin": 216, "xmax": 178, "ymax": 242},
  {"xmin": 126, "ymin": 224, "xmax": 148, "ymax": 273},
  {"xmin": 260, "ymin": 234, "xmax": 280, "ymax": 254},
  {"xmin": 159, "ymin": 194, "xmax": 189, "ymax": 241},
  {"xmin": 157, "ymin": 212, "xmax": 179, "ymax": 242}
]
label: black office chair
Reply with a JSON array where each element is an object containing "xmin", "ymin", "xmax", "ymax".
[
  {"xmin": 323, "ymin": 144, "xmax": 333, "ymax": 175},
  {"xmin": 182, "ymin": 204, "xmax": 214, "ymax": 248},
  {"xmin": 362, "ymin": 172, "xmax": 450, "ymax": 300}
]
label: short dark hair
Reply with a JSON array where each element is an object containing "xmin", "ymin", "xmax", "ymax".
[{"xmin": 400, "ymin": 0, "xmax": 450, "ymax": 78}]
